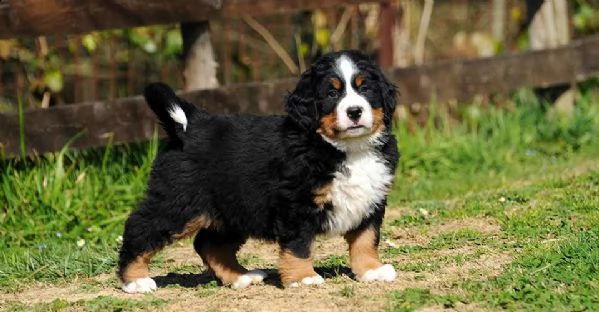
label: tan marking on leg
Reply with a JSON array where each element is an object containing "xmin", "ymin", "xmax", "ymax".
[
  {"xmin": 313, "ymin": 183, "xmax": 333, "ymax": 209},
  {"xmin": 171, "ymin": 215, "xmax": 214, "ymax": 240},
  {"xmin": 344, "ymin": 226, "xmax": 382, "ymax": 277},
  {"xmin": 278, "ymin": 249, "xmax": 318, "ymax": 286},
  {"xmin": 121, "ymin": 250, "xmax": 158, "ymax": 283},
  {"xmin": 317, "ymin": 112, "xmax": 338, "ymax": 140},
  {"xmin": 198, "ymin": 241, "xmax": 247, "ymax": 285}
]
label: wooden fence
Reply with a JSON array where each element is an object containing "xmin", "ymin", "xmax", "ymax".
[
  {"xmin": 0, "ymin": 0, "xmax": 377, "ymax": 39},
  {"xmin": 1, "ymin": 1, "xmax": 599, "ymax": 157}
]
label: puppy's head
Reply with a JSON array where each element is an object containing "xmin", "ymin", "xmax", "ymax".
[{"xmin": 286, "ymin": 50, "xmax": 397, "ymax": 147}]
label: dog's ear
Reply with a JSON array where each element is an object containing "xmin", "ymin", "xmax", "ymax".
[
  {"xmin": 379, "ymin": 72, "xmax": 398, "ymax": 129},
  {"xmin": 285, "ymin": 68, "xmax": 318, "ymax": 131}
]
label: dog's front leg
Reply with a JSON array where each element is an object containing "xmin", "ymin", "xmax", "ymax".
[
  {"xmin": 344, "ymin": 222, "xmax": 397, "ymax": 282},
  {"xmin": 278, "ymin": 232, "xmax": 323, "ymax": 288}
]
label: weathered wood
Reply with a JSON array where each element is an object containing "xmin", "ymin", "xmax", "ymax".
[
  {"xmin": 0, "ymin": 0, "xmax": 377, "ymax": 39},
  {"xmin": 387, "ymin": 34, "xmax": 599, "ymax": 105},
  {"xmin": 2, "ymin": 35, "xmax": 599, "ymax": 157},
  {"xmin": 0, "ymin": 79, "xmax": 297, "ymax": 157},
  {"xmin": 181, "ymin": 21, "xmax": 220, "ymax": 90},
  {"xmin": 378, "ymin": 0, "xmax": 395, "ymax": 68}
]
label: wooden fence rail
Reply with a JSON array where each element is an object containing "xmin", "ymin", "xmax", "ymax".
[
  {"xmin": 0, "ymin": 0, "xmax": 377, "ymax": 39},
  {"xmin": 2, "ymin": 34, "xmax": 599, "ymax": 158}
]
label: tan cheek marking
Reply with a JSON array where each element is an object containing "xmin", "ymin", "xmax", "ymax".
[
  {"xmin": 314, "ymin": 183, "xmax": 333, "ymax": 209},
  {"xmin": 355, "ymin": 75, "xmax": 365, "ymax": 87},
  {"xmin": 330, "ymin": 78, "xmax": 342, "ymax": 90},
  {"xmin": 121, "ymin": 250, "xmax": 158, "ymax": 283},
  {"xmin": 197, "ymin": 240, "xmax": 247, "ymax": 285},
  {"xmin": 344, "ymin": 226, "xmax": 382, "ymax": 277},
  {"xmin": 171, "ymin": 215, "xmax": 215, "ymax": 240},
  {"xmin": 371, "ymin": 107, "xmax": 385, "ymax": 134},
  {"xmin": 316, "ymin": 112, "xmax": 338, "ymax": 139},
  {"xmin": 279, "ymin": 249, "xmax": 317, "ymax": 286}
]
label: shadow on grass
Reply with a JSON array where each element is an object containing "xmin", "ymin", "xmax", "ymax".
[{"xmin": 154, "ymin": 265, "xmax": 353, "ymax": 289}]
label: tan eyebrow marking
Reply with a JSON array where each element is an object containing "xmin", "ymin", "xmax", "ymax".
[
  {"xmin": 355, "ymin": 75, "xmax": 365, "ymax": 87},
  {"xmin": 330, "ymin": 78, "xmax": 342, "ymax": 90}
]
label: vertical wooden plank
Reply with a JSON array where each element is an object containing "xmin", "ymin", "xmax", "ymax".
[
  {"xmin": 393, "ymin": 0, "xmax": 412, "ymax": 67},
  {"xmin": 378, "ymin": 0, "xmax": 395, "ymax": 68},
  {"xmin": 492, "ymin": 0, "xmax": 505, "ymax": 42},
  {"xmin": 181, "ymin": 21, "xmax": 220, "ymax": 90}
]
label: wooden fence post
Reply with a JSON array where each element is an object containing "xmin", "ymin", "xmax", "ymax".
[
  {"xmin": 181, "ymin": 21, "xmax": 220, "ymax": 90},
  {"xmin": 393, "ymin": 0, "xmax": 412, "ymax": 67},
  {"xmin": 378, "ymin": 0, "xmax": 395, "ymax": 68},
  {"xmin": 529, "ymin": 0, "xmax": 573, "ymax": 114}
]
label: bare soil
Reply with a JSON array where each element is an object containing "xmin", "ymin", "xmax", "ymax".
[{"xmin": 0, "ymin": 216, "xmax": 510, "ymax": 312}]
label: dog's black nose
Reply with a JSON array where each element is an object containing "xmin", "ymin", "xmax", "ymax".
[{"xmin": 346, "ymin": 106, "xmax": 363, "ymax": 122}]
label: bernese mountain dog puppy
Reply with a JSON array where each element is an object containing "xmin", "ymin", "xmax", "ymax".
[{"xmin": 117, "ymin": 50, "xmax": 399, "ymax": 293}]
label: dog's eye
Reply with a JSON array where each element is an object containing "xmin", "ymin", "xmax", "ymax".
[
  {"xmin": 328, "ymin": 89, "xmax": 339, "ymax": 98},
  {"xmin": 358, "ymin": 85, "xmax": 369, "ymax": 94}
]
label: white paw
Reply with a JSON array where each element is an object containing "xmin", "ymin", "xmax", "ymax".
[
  {"xmin": 122, "ymin": 277, "xmax": 157, "ymax": 293},
  {"xmin": 358, "ymin": 264, "xmax": 397, "ymax": 282},
  {"xmin": 231, "ymin": 270, "xmax": 268, "ymax": 289},
  {"xmin": 288, "ymin": 275, "xmax": 325, "ymax": 288}
]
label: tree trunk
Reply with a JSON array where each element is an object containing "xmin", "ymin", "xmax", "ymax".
[
  {"xmin": 529, "ymin": 0, "xmax": 573, "ymax": 115},
  {"xmin": 181, "ymin": 21, "xmax": 220, "ymax": 91}
]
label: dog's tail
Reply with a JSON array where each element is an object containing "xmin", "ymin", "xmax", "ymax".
[{"xmin": 144, "ymin": 82, "xmax": 199, "ymax": 140}]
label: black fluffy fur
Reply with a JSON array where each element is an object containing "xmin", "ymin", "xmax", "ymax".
[{"xmin": 118, "ymin": 50, "xmax": 400, "ymax": 285}]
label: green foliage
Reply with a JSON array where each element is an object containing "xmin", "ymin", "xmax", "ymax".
[
  {"xmin": 390, "ymin": 90, "xmax": 599, "ymax": 201},
  {"xmin": 573, "ymin": 1, "xmax": 599, "ymax": 34},
  {"xmin": 0, "ymin": 137, "xmax": 159, "ymax": 248},
  {"xmin": 0, "ymin": 25, "xmax": 182, "ymax": 110}
]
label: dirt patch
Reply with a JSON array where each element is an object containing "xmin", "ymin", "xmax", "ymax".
[
  {"xmin": 428, "ymin": 217, "xmax": 501, "ymax": 236},
  {"xmin": 385, "ymin": 217, "xmax": 501, "ymax": 247},
  {"xmin": 0, "ymin": 236, "xmax": 512, "ymax": 312},
  {"xmin": 0, "ymin": 210, "xmax": 513, "ymax": 311},
  {"xmin": 439, "ymin": 251, "xmax": 512, "ymax": 280}
]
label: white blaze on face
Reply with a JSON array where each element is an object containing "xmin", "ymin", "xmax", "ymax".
[{"xmin": 335, "ymin": 55, "xmax": 373, "ymax": 137}]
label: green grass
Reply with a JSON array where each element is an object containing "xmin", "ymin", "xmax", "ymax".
[
  {"xmin": 0, "ymin": 241, "xmax": 117, "ymax": 291},
  {"xmin": 1, "ymin": 88, "xmax": 599, "ymax": 310},
  {"xmin": 390, "ymin": 89, "xmax": 599, "ymax": 202},
  {"xmin": 387, "ymin": 288, "xmax": 458, "ymax": 311},
  {"xmin": 383, "ymin": 168, "xmax": 599, "ymax": 311},
  {"xmin": 5, "ymin": 296, "xmax": 170, "ymax": 312}
]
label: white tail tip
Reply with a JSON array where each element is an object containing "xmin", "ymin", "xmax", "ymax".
[{"xmin": 168, "ymin": 105, "xmax": 188, "ymax": 131}]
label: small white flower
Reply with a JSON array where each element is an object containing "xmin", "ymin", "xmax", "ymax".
[
  {"xmin": 55, "ymin": 231, "xmax": 63, "ymax": 238},
  {"xmin": 499, "ymin": 197, "xmax": 507, "ymax": 203},
  {"xmin": 418, "ymin": 208, "xmax": 429, "ymax": 216},
  {"xmin": 76, "ymin": 239, "xmax": 86, "ymax": 248},
  {"xmin": 115, "ymin": 235, "xmax": 123, "ymax": 243},
  {"xmin": 86, "ymin": 227, "xmax": 93, "ymax": 232}
]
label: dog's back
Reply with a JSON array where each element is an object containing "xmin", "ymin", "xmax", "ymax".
[{"xmin": 144, "ymin": 83, "xmax": 292, "ymax": 237}]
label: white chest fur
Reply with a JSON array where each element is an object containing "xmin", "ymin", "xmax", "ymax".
[{"xmin": 324, "ymin": 151, "xmax": 394, "ymax": 235}]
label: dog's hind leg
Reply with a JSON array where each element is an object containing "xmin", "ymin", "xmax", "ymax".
[
  {"xmin": 193, "ymin": 229, "xmax": 267, "ymax": 289},
  {"xmin": 118, "ymin": 208, "xmax": 213, "ymax": 293}
]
